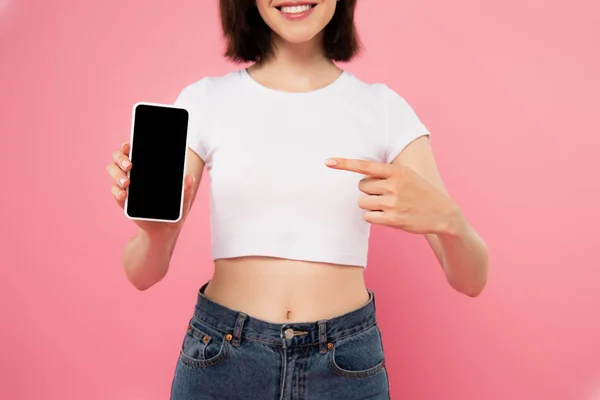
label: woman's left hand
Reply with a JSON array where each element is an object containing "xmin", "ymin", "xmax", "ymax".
[{"xmin": 325, "ymin": 158, "xmax": 462, "ymax": 235}]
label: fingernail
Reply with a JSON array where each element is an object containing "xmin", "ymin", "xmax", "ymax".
[
  {"xmin": 119, "ymin": 177, "xmax": 128, "ymax": 186},
  {"xmin": 325, "ymin": 159, "xmax": 337, "ymax": 167},
  {"xmin": 122, "ymin": 160, "xmax": 131, "ymax": 168}
]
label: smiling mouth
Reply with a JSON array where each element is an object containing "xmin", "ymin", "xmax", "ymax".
[{"xmin": 275, "ymin": 4, "xmax": 317, "ymax": 14}]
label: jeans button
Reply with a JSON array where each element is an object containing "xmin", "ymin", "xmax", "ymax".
[{"xmin": 284, "ymin": 328, "xmax": 294, "ymax": 340}]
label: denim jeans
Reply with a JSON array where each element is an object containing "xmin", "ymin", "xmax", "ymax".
[{"xmin": 170, "ymin": 282, "xmax": 390, "ymax": 400}]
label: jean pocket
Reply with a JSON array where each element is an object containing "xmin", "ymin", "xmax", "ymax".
[
  {"xmin": 179, "ymin": 318, "xmax": 229, "ymax": 368},
  {"xmin": 328, "ymin": 324, "xmax": 386, "ymax": 379}
]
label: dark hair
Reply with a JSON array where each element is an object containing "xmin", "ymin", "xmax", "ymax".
[{"xmin": 220, "ymin": 0, "xmax": 361, "ymax": 63}]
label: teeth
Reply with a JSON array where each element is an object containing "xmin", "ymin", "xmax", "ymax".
[{"xmin": 280, "ymin": 4, "xmax": 312, "ymax": 14}]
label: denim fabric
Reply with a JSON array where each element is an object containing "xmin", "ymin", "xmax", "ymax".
[{"xmin": 170, "ymin": 283, "xmax": 390, "ymax": 400}]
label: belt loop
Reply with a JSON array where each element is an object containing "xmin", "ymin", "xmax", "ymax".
[
  {"xmin": 369, "ymin": 290, "xmax": 376, "ymax": 311},
  {"xmin": 318, "ymin": 320, "xmax": 328, "ymax": 354},
  {"xmin": 232, "ymin": 312, "xmax": 247, "ymax": 347}
]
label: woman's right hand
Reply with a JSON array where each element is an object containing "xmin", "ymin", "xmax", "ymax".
[{"xmin": 106, "ymin": 142, "xmax": 196, "ymax": 235}]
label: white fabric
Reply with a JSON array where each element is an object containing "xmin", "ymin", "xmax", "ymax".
[{"xmin": 174, "ymin": 69, "xmax": 430, "ymax": 267}]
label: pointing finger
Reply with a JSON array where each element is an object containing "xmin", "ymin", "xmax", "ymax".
[{"xmin": 325, "ymin": 158, "xmax": 394, "ymax": 179}]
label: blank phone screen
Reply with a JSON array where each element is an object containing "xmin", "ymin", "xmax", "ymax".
[{"xmin": 126, "ymin": 104, "xmax": 189, "ymax": 222}]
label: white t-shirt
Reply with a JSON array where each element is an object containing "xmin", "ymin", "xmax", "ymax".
[{"xmin": 174, "ymin": 69, "xmax": 430, "ymax": 267}]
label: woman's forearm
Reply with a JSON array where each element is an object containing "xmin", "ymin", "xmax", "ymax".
[
  {"xmin": 436, "ymin": 213, "xmax": 489, "ymax": 297},
  {"xmin": 122, "ymin": 228, "xmax": 180, "ymax": 290}
]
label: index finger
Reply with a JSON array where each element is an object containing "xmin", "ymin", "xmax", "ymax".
[
  {"xmin": 325, "ymin": 158, "xmax": 393, "ymax": 179},
  {"xmin": 121, "ymin": 142, "xmax": 130, "ymax": 156}
]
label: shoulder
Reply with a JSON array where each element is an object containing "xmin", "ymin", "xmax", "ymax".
[
  {"xmin": 174, "ymin": 70, "xmax": 245, "ymax": 105},
  {"xmin": 343, "ymin": 73, "xmax": 411, "ymax": 110},
  {"xmin": 367, "ymin": 82, "xmax": 411, "ymax": 111}
]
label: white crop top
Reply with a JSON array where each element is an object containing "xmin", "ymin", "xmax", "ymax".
[{"xmin": 174, "ymin": 69, "xmax": 430, "ymax": 267}]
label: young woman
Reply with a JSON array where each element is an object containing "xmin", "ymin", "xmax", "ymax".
[{"xmin": 106, "ymin": 0, "xmax": 489, "ymax": 398}]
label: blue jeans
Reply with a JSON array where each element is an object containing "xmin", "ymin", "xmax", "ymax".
[{"xmin": 170, "ymin": 282, "xmax": 390, "ymax": 399}]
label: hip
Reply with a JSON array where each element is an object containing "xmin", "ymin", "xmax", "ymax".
[{"xmin": 171, "ymin": 283, "xmax": 390, "ymax": 400}]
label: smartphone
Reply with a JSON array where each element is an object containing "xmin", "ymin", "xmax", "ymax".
[{"xmin": 124, "ymin": 102, "xmax": 189, "ymax": 223}]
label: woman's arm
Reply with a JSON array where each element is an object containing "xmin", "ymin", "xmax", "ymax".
[
  {"xmin": 122, "ymin": 149, "xmax": 205, "ymax": 290},
  {"xmin": 393, "ymin": 137, "xmax": 489, "ymax": 297}
]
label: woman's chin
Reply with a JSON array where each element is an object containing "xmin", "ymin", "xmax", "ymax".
[{"xmin": 276, "ymin": 31, "xmax": 321, "ymax": 46}]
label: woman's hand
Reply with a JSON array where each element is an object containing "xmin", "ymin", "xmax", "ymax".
[
  {"xmin": 326, "ymin": 146, "xmax": 488, "ymax": 297},
  {"xmin": 105, "ymin": 142, "xmax": 196, "ymax": 235},
  {"xmin": 325, "ymin": 158, "xmax": 462, "ymax": 235}
]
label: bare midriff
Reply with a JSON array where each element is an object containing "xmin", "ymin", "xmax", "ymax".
[{"xmin": 203, "ymin": 256, "xmax": 370, "ymax": 324}]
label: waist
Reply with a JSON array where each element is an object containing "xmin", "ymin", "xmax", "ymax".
[
  {"xmin": 204, "ymin": 256, "xmax": 370, "ymax": 323},
  {"xmin": 210, "ymin": 230, "xmax": 370, "ymax": 268},
  {"xmin": 193, "ymin": 280, "xmax": 378, "ymax": 348}
]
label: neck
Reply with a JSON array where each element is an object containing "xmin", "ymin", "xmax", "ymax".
[
  {"xmin": 247, "ymin": 33, "xmax": 343, "ymax": 93},
  {"xmin": 257, "ymin": 33, "xmax": 335, "ymax": 76}
]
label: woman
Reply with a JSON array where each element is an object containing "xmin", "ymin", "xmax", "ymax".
[{"xmin": 106, "ymin": 1, "xmax": 489, "ymax": 399}]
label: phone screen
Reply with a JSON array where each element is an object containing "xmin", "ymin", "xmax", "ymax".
[{"xmin": 125, "ymin": 103, "xmax": 189, "ymax": 222}]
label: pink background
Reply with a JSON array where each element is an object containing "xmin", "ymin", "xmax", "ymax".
[{"xmin": 1, "ymin": 0, "xmax": 599, "ymax": 399}]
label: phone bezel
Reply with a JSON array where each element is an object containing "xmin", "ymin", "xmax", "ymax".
[{"xmin": 124, "ymin": 101, "xmax": 189, "ymax": 224}]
